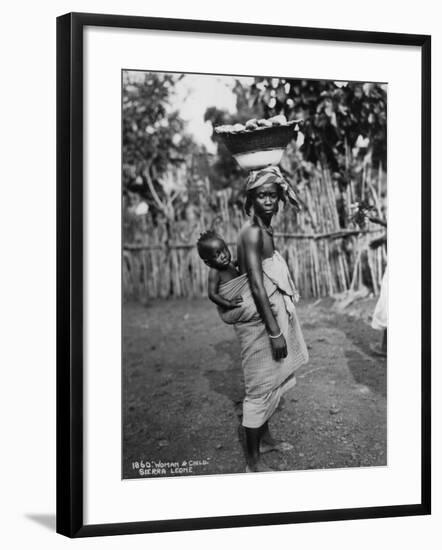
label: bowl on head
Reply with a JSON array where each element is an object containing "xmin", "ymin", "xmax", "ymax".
[{"xmin": 214, "ymin": 120, "xmax": 299, "ymax": 170}]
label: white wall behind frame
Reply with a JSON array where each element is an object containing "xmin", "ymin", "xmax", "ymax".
[
  {"xmin": 1, "ymin": 1, "xmax": 439, "ymax": 550},
  {"xmin": 84, "ymin": 25, "xmax": 421, "ymax": 525}
]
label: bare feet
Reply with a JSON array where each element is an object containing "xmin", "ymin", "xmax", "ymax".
[
  {"xmin": 259, "ymin": 440, "xmax": 294, "ymax": 454},
  {"xmin": 245, "ymin": 461, "xmax": 274, "ymax": 473}
]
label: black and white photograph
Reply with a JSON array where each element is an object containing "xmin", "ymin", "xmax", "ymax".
[
  {"xmin": 122, "ymin": 70, "xmax": 388, "ymax": 478},
  {"xmin": 1, "ymin": 0, "xmax": 436, "ymax": 545}
]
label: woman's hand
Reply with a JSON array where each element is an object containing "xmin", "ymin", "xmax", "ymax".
[
  {"xmin": 369, "ymin": 236, "xmax": 387, "ymax": 250},
  {"xmin": 269, "ymin": 333, "xmax": 287, "ymax": 360}
]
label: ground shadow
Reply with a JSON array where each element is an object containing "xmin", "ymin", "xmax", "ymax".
[
  {"xmin": 305, "ymin": 312, "xmax": 386, "ymax": 398},
  {"xmin": 346, "ymin": 348, "xmax": 386, "ymax": 398},
  {"xmin": 325, "ymin": 313, "xmax": 387, "ymax": 398},
  {"xmin": 205, "ymin": 339, "xmax": 244, "ymax": 413},
  {"xmin": 25, "ymin": 513, "xmax": 56, "ymax": 531},
  {"xmin": 205, "ymin": 338, "xmax": 246, "ymax": 457}
]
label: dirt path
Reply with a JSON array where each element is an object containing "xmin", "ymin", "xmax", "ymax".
[{"xmin": 123, "ymin": 298, "xmax": 386, "ymax": 478}]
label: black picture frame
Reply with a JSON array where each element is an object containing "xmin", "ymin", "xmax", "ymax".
[{"xmin": 56, "ymin": 11, "xmax": 431, "ymax": 538}]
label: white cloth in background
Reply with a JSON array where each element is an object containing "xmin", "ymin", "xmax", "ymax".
[{"xmin": 372, "ymin": 265, "xmax": 388, "ymax": 330}]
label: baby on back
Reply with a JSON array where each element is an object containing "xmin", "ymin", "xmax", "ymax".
[{"xmin": 196, "ymin": 230, "xmax": 243, "ymax": 310}]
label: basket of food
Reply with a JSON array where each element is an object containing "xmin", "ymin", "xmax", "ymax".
[{"xmin": 214, "ymin": 115, "xmax": 300, "ymax": 171}]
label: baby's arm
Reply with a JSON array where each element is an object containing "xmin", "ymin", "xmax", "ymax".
[{"xmin": 208, "ymin": 269, "xmax": 242, "ymax": 309}]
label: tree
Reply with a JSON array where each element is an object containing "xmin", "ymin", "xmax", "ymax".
[
  {"xmin": 204, "ymin": 77, "xmax": 387, "ymax": 223},
  {"xmin": 245, "ymin": 77, "xmax": 387, "ymax": 176},
  {"xmin": 122, "ymin": 71, "xmax": 202, "ymax": 220},
  {"xmin": 203, "ymin": 79, "xmax": 266, "ymax": 204}
]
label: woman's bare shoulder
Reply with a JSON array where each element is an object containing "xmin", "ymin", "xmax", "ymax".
[{"xmin": 238, "ymin": 221, "xmax": 262, "ymax": 246}]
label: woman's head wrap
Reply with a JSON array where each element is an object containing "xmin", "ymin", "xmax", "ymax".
[{"xmin": 245, "ymin": 166, "xmax": 300, "ymax": 210}]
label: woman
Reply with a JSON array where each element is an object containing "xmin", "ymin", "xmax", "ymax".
[{"xmin": 235, "ymin": 166, "xmax": 309, "ymax": 472}]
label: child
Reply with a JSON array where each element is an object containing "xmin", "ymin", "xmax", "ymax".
[{"xmin": 196, "ymin": 230, "xmax": 243, "ymax": 310}]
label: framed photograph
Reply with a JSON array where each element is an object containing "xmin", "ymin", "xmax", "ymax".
[{"xmin": 56, "ymin": 12, "xmax": 431, "ymax": 537}]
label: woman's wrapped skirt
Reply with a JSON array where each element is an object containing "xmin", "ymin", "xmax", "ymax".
[{"xmin": 218, "ymin": 251, "xmax": 309, "ymax": 428}]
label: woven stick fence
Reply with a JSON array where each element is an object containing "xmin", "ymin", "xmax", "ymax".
[{"xmin": 123, "ymin": 164, "xmax": 386, "ymax": 301}]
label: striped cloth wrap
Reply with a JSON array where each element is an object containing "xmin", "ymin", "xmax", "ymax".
[{"xmin": 218, "ymin": 251, "xmax": 309, "ymax": 399}]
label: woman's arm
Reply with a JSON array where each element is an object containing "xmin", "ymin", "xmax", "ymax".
[
  {"xmin": 243, "ymin": 227, "xmax": 287, "ymax": 360},
  {"xmin": 368, "ymin": 215, "xmax": 387, "ymax": 228}
]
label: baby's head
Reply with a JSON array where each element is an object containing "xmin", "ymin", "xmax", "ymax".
[{"xmin": 197, "ymin": 230, "xmax": 231, "ymax": 270}]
